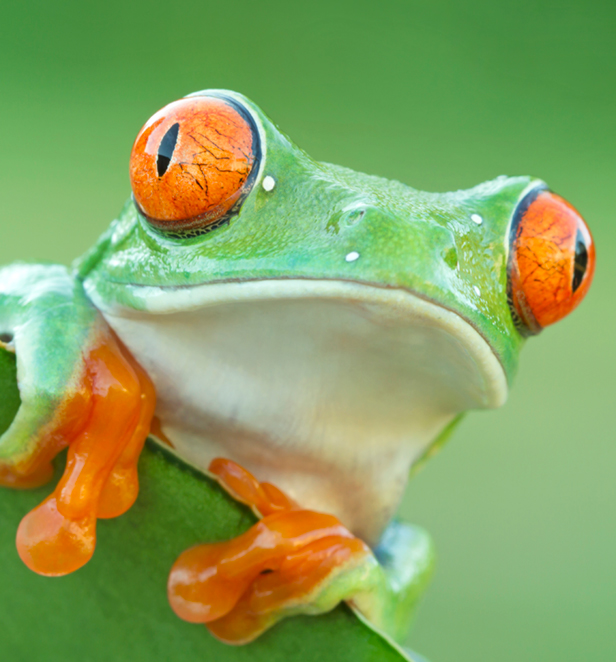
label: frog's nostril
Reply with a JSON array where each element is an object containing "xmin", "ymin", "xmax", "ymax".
[{"xmin": 507, "ymin": 189, "xmax": 595, "ymax": 334}]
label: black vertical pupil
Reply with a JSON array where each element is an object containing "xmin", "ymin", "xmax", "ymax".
[
  {"xmin": 156, "ymin": 123, "xmax": 180, "ymax": 177},
  {"xmin": 572, "ymin": 229, "xmax": 588, "ymax": 293}
]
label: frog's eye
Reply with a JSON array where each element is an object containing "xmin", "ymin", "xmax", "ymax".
[
  {"xmin": 129, "ymin": 95, "xmax": 260, "ymax": 234},
  {"xmin": 508, "ymin": 189, "xmax": 595, "ymax": 335}
]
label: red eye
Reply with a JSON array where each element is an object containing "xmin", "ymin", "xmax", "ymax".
[
  {"xmin": 129, "ymin": 95, "xmax": 259, "ymax": 234},
  {"xmin": 508, "ymin": 189, "xmax": 595, "ymax": 334}
]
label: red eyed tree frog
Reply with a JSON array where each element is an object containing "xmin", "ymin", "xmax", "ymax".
[{"xmin": 0, "ymin": 91, "xmax": 595, "ymax": 647}]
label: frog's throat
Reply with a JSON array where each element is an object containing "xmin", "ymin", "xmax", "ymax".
[{"xmin": 87, "ymin": 277, "xmax": 507, "ymax": 410}]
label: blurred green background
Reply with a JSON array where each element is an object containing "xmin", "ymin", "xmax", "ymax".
[{"xmin": 1, "ymin": 0, "xmax": 614, "ymax": 660}]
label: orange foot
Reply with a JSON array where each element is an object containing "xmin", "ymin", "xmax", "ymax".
[
  {"xmin": 13, "ymin": 330, "xmax": 155, "ymax": 576},
  {"xmin": 167, "ymin": 459, "xmax": 373, "ymax": 645}
]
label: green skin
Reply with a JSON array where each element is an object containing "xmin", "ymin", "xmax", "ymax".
[{"xmin": 0, "ymin": 90, "xmax": 538, "ymax": 649}]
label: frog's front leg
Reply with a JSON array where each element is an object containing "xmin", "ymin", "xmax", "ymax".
[
  {"xmin": 168, "ymin": 458, "xmax": 433, "ymax": 645},
  {"xmin": 0, "ymin": 263, "xmax": 155, "ymax": 576}
]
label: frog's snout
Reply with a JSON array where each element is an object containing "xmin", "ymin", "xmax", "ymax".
[{"xmin": 507, "ymin": 189, "xmax": 595, "ymax": 335}]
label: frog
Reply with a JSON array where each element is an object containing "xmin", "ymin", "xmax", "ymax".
[{"xmin": 0, "ymin": 90, "xmax": 595, "ymax": 651}]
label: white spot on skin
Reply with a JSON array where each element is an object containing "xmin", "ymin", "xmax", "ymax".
[
  {"xmin": 345, "ymin": 251, "xmax": 360, "ymax": 262},
  {"xmin": 262, "ymin": 175, "xmax": 276, "ymax": 191},
  {"xmin": 471, "ymin": 213, "xmax": 483, "ymax": 225},
  {"xmin": 473, "ymin": 286, "xmax": 481, "ymax": 297}
]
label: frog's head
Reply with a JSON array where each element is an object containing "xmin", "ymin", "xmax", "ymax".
[{"xmin": 79, "ymin": 90, "xmax": 595, "ymax": 455}]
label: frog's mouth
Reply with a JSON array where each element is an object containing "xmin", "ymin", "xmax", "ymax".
[
  {"xmin": 89, "ymin": 276, "xmax": 507, "ymax": 409},
  {"xmin": 87, "ymin": 277, "xmax": 507, "ymax": 542}
]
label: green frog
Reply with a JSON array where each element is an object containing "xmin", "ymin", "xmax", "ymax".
[{"xmin": 0, "ymin": 90, "xmax": 595, "ymax": 652}]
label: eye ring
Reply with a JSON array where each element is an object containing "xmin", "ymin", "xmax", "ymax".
[
  {"xmin": 506, "ymin": 186, "xmax": 545, "ymax": 335},
  {"xmin": 507, "ymin": 186, "xmax": 595, "ymax": 336},
  {"xmin": 129, "ymin": 94, "xmax": 261, "ymax": 236}
]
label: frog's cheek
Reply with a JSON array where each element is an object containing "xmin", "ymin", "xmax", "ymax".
[
  {"xmin": 508, "ymin": 189, "xmax": 596, "ymax": 334},
  {"xmin": 11, "ymin": 330, "xmax": 155, "ymax": 577}
]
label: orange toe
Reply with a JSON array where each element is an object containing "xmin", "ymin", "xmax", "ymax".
[
  {"xmin": 168, "ymin": 541, "xmax": 254, "ymax": 623},
  {"xmin": 98, "ymin": 360, "xmax": 157, "ymax": 520},
  {"xmin": 16, "ymin": 495, "xmax": 96, "ymax": 576},
  {"xmin": 208, "ymin": 458, "xmax": 296, "ymax": 516}
]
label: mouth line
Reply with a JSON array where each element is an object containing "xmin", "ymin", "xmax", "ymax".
[
  {"xmin": 100, "ymin": 273, "xmax": 486, "ymax": 336},
  {"xmin": 86, "ymin": 275, "xmax": 509, "ymax": 410},
  {"xmin": 103, "ymin": 274, "xmax": 499, "ymax": 356}
]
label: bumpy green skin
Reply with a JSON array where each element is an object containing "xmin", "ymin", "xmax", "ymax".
[
  {"xmin": 0, "ymin": 264, "xmax": 100, "ymax": 468},
  {"xmin": 0, "ymin": 90, "xmax": 536, "ymax": 652},
  {"xmin": 78, "ymin": 90, "xmax": 531, "ymax": 382}
]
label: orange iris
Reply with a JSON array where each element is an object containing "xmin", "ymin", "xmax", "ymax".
[
  {"xmin": 508, "ymin": 189, "xmax": 595, "ymax": 334},
  {"xmin": 129, "ymin": 95, "xmax": 259, "ymax": 234}
]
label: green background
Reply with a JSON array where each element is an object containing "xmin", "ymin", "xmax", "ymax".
[{"xmin": 1, "ymin": 0, "xmax": 614, "ymax": 660}]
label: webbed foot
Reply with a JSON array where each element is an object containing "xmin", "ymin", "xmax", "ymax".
[
  {"xmin": 168, "ymin": 458, "xmax": 432, "ymax": 645},
  {"xmin": 168, "ymin": 458, "xmax": 433, "ymax": 644}
]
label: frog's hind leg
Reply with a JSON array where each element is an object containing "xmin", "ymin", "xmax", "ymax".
[{"xmin": 0, "ymin": 264, "xmax": 156, "ymax": 576}]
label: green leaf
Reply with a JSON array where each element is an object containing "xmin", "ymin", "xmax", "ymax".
[
  {"xmin": 0, "ymin": 345, "xmax": 20, "ymax": 436},
  {"xmin": 0, "ymin": 346, "xmax": 413, "ymax": 662}
]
